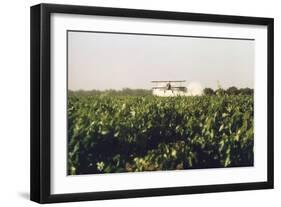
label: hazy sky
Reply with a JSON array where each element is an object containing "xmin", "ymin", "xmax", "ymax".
[{"xmin": 68, "ymin": 31, "xmax": 254, "ymax": 90}]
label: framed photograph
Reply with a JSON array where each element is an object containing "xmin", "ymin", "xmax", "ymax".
[{"xmin": 30, "ymin": 3, "xmax": 274, "ymax": 203}]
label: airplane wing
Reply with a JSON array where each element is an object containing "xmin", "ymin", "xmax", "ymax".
[
  {"xmin": 152, "ymin": 87, "xmax": 168, "ymax": 89},
  {"xmin": 152, "ymin": 86, "xmax": 187, "ymax": 89},
  {"xmin": 151, "ymin": 80, "xmax": 186, "ymax": 83},
  {"xmin": 171, "ymin": 86, "xmax": 187, "ymax": 89}
]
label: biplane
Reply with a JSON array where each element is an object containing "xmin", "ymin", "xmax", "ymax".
[{"xmin": 151, "ymin": 80, "xmax": 188, "ymax": 97}]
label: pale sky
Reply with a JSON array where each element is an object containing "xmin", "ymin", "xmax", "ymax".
[{"xmin": 68, "ymin": 31, "xmax": 254, "ymax": 90}]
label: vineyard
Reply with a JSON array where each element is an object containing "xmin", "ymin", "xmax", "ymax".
[{"xmin": 68, "ymin": 94, "xmax": 254, "ymax": 175}]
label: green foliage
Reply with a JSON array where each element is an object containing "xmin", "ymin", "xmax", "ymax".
[
  {"xmin": 226, "ymin": 87, "xmax": 239, "ymax": 95},
  {"xmin": 238, "ymin": 88, "xmax": 254, "ymax": 96},
  {"xmin": 67, "ymin": 94, "xmax": 254, "ymax": 175},
  {"xmin": 215, "ymin": 88, "xmax": 225, "ymax": 96},
  {"xmin": 203, "ymin": 88, "xmax": 215, "ymax": 96}
]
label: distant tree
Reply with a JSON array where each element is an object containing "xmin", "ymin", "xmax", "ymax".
[
  {"xmin": 215, "ymin": 88, "xmax": 225, "ymax": 96},
  {"xmin": 226, "ymin": 86, "xmax": 239, "ymax": 95},
  {"xmin": 203, "ymin": 88, "xmax": 215, "ymax": 96},
  {"xmin": 239, "ymin": 88, "xmax": 254, "ymax": 96}
]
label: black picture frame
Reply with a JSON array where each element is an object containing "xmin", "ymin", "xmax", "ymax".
[{"xmin": 30, "ymin": 3, "xmax": 274, "ymax": 204}]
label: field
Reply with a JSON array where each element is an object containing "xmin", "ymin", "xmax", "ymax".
[{"xmin": 67, "ymin": 94, "xmax": 254, "ymax": 175}]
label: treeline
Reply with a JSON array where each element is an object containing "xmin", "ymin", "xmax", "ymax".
[
  {"xmin": 204, "ymin": 87, "xmax": 253, "ymax": 96},
  {"xmin": 69, "ymin": 86, "xmax": 253, "ymax": 97},
  {"xmin": 69, "ymin": 88, "xmax": 152, "ymax": 96}
]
